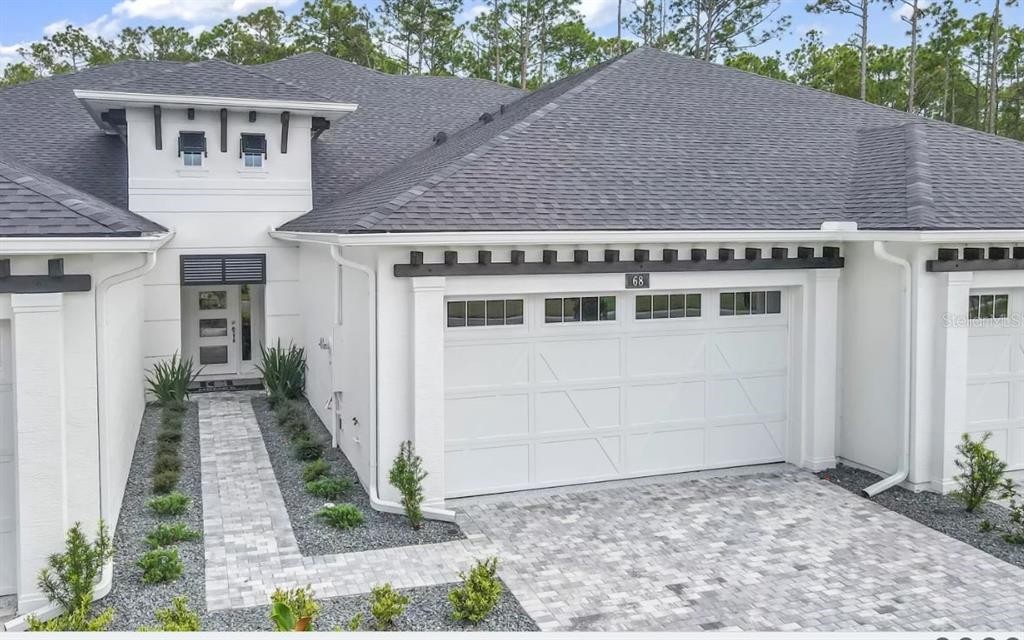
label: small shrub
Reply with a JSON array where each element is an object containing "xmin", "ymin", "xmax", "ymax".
[
  {"xmin": 1000, "ymin": 479, "xmax": 1024, "ymax": 545},
  {"xmin": 156, "ymin": 440, "xmax": 180, "ymax": 459},
  {"xmin": 138, "ymin": 596, "xmax": 200, "ymax": 632},
  {"xmin": 138, "ymin": 547, "xmax": 184, "ymax": 584},
  {"xmin": 282, "ymin": 416, "xmax": 309, "ymax": 438},
  {"xmin": 306, "ymin": 476, "xmax": 352, "ymax": 500},
  {"xmin": 448, "ymin": 557, "xmax": 502, "ymax": 624},
  {"xmin": 153, "ymin": 452, "xmax": 182, "ymax": 474},
  {"xmin": 302, "ymin": 458, "xmax": 330, "ymax": 482},
  {"xmin": 28, "ymin": 606, "xmax": 114, "ymax": 632},
  {"xmin": 389, "ymin": 440, "xmax": 427, "ymax": 529},
  {"xmin": 36, "ymin": 521, "xmax": 113, "ymax": 613},
  {"xmin": 146, "ymin": 352, "xmax": 200, "ymax": 408},
  {"xmin": 274, "ymin": 400, "xmax": 304, "ymax": 425},
  {"xmin": 161, "ymin": 411, "xmax": 185, "ymax": 431},
  {"xmin": 152, "ymin": 469, "xmax": 180, "ymax": 494},
  {"xmin": 293, "ymin": 436, "xmax": 322, "ymax": 462},
  {"xmin": 258, "ymin": 340, "xmax": 306, "ymax": 402},
  {"xmin": 147, "ymin": 491, "xmax": 190, "ymax": 516},
  {"xmin": 269, "ymin": 585, "xmax": 320, "ymax": 631},
  {"xmin": 316, "ymin": 504, "xmax": 364, "ymax": 529},
  {"xmin": 156, "ymin": 429, "xmax": 183, "ymax": 446},
  {"xmin": 145, "ymin": 522, "xmax": 200, "ymax": 549},
  {"xmin": 980, "ymin": 519, "xmax": 993, "ymax": 533},
  {"xmin": 952, "ymin": 432, "xmax": 1007, "ymax": 512},
  {"xmin": 344, "ymin": 613, "xmax": 364, "ymax": 631},
  {"xmin": 369, "ymin": 583, "xmax": 409, "ymax": 630}
]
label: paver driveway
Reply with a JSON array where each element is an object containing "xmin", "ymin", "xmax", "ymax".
[{"xmin": 455, "ymin": 470, "xmax": 1024, "ymax": 632}]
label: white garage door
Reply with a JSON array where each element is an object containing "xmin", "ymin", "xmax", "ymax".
[
  {"xmin": 444, "ymin": 289, "xmax": 791, "ymax": 497},
  {"xmin": 0, "ymin": 320, "xmax": 15, "ymax": 595},
  {"xmin": 966, "ymin": 289, "xmax": 1024, "ymax": 472}
]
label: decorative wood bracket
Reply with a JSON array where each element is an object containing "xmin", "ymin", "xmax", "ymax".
[
  {"xmin": 0, "ymin": 259, "xmax": 92, "ymax": 293},
  {"xmin": 395, "ymin": 247, "xmax": 844, "ymax": 277},
  {"xmin": 926, "ymin": 246, "xmax": 1024, "ymax": 272}
]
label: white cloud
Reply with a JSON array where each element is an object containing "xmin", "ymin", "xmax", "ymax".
[
  {"xmin": 457, "ymin": 3, "xmax": 488, "ymax": 24},
  {"xmin": 0, "ymin": 42, "xmax": 29, "ymax": 69},
  {"xmin": 84, "ymin": 15, "xmax": 124, "ymax": 39},
  {"xmin": 578, "ymin": 0, "xmax": 618, "ymax": 30},
  {"xmin": 889, "ymin": 0, "xmax": 930, "ymax": 24},
  {"xmin": 42, "ymin": 20, "xmax": 71, "ymax": 36},
  {"xmin": 112, "ymin": 0, "xmax": 299, "ymax": 23}
]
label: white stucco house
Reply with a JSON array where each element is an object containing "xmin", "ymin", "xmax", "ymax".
[{"xmin": 0, "ymin": 47, "xmax": 1022, "ymax": 615}]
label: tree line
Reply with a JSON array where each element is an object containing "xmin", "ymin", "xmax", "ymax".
[{"xmin": 2, "ymin": 0, "xmax": 1021, "ymax": 140}]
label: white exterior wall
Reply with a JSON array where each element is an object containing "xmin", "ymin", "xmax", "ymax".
[
  {"xmin": 124, "ymin": 105, "xmax": 313, "ymax": 372},
  {"xmin": 0, "ymin": 253, "xmax": 147, "ymax": 613}
]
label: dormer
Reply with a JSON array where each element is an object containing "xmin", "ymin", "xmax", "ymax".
[{"xmin": 73, "ymin": 60, "xmax": 356, "ymax": 219}]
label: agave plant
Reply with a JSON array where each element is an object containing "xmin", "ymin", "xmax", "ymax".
[
  {"xmin": 145, "ymin": 352, "xmax": 200, "ymax": 409},
  {"xmin": 257, "ymin": 340, "xmax": 306, "ymax": 402}
]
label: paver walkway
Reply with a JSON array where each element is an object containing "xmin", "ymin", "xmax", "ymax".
[{"xmin": 199, "ymin": 393, "xmax": 1024, "ymax": 631}]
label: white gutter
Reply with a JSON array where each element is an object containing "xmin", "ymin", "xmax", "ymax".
[
  {"xmin": 269, "ymin": 227, "xmax": 1024, "ymax": 247},
  {"xmin": 0, "ymin": 234, "xmax": 170, "ymax": 256},
  {"xmin": 320, "ymin": 242, "xmax": 455, "ymax": 522},
  {"xmin": 73, "ymin": 89, "xmax": 358, "ymax": 117},
  {"xmin": 4, "ymin": 235, "xmax": 173, "ymax": 632},
  {"xmin": 863, "ymin": 240, "xmax": 914, "ymax": 497}
]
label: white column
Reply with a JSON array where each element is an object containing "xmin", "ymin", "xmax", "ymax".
[
  {"xmin": 410, "ymin": 277, "xmax": 446, "ymax": 506},
  {"xmin": 803, "ymin": 269, "xmax": 841, "ymax": 470},
  {"xmin": 936, "ymin": 271, "xmax": 973, "ymax": 492},
  {"xmin": 10, "ymin": 293, "xmax": 67, "ymax": 612}
]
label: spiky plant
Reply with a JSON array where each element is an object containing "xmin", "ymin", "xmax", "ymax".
[
  {"xmin": 257, "ymin": 340, "xmax": 306, "ymax": 403},
  {"xmin": 145, "ymin": 352, "xmax": 200, "ymax": 409}
]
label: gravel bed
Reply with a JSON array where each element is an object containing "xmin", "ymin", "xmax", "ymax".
[
  {"xmin": 820, "ymin": 464, "xmax": 1024, "ymax": 568},
  {"xmin": 251, "ymin": 395, "xmax": 464, "ymax": 556},
  {"xmin": 100, "ymin": 402, "xmax": 207, "ymax": 631},
  {"xmin": 203, "ymin": 580, "xmax": 538, "ymax": 632}
]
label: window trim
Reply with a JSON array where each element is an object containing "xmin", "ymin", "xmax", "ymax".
[
  {"xmin": 635, "ymin": 292, "xmax": 702, "ymax": 320},
  {"xmin": 446, "ymin": 298, "xmax": 525, "ymax": 328},
  {"xmin": 719, "ymin": 289, "xmax": 783, "ymax": 317},
  {"xmin": 240, "ymin": 132, "xmax": 268, "ymax": 167},
  {"xmin": 543, "ymin": 295, "xmax": 616, "ymax": 324}
]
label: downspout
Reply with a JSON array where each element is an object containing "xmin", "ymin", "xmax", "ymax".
[
  {"xmin": 863, "ymin": 240, "xmax": 913, "ymax": 497},
  {"xmin": 5, "ymin": 237, "xmax": 172, "ymax": 631},
  {"xmin": 328, "ymin": 245, "xmax": 455, "ymax": 522}
]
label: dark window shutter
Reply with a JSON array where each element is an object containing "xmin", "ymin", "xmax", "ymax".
[
  {"xmin": 240, "ymin": 133, "xmax": 267, "ymax": 158},
  {"xmin": 180, "ymin": 254, "xmax": 265, "ymax": 285},
  {"xmin": 178, "ymin": 131, "xmax": 207, "ymax": 156}
]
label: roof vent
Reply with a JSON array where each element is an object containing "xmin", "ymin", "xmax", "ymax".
[
  {"xmin": 479, "ymin": 112, "xmax": 494, "ymax": 123},
  {"xmin": 433, "ymin": 131, "xmax": 448, "ymax": 145}
]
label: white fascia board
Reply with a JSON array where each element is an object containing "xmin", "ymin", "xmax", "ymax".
[
  {"xmin": 0, "ymin": 232, "xmax": 172, "ymax": 255},
  {"xmin": 269, "ymin": 228, "xmax": 1024, "ymax": 247},
  {"xmin": 73, "ymin": 89, "xmax": 358, "ymax": 117}
]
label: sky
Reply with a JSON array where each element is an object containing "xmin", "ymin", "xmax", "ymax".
[{"xmin": 1, "ymin": 0, "xmax": 1021, "ymax": 72}]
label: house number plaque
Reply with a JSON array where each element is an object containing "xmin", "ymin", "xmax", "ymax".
[{"xmin": 625, "ymin": 273, "xmax": 650, "ymax": 289}]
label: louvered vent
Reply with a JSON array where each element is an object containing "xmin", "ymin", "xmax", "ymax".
[{"xmin": 180, "ymin": 254, "xmax": 266, "ymax": 285}]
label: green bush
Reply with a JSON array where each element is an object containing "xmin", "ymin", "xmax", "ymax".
[
  {"xmin": 269, "ymin": 585, "xmax": 320, "ymax": 632},
  {"xmin": 156, "ymin": 440, "xmax": 180, "ymax": 459},
  {"xmin": 161, "ymin": 410, "xmax": 185, "ymax": 431},
  {"xmin": 153, "ymin": 452, "xmax": 182, "ymax": 474},
  {"xmin": 389, "ymin": 440, "xmax": 427, "ymax": 529},
  {"xmin": 952, "ymin": 432, "xmax": 1008, "ymax": 512},
  {"xmin": 147, "ymin": 492, "xmax": 190, "ymax": 516},
  {"xmin": 145, "ymin": 522, "xmax": 200, "ymax": 549},
  {"xmin": 36, "ymin": 521, "xmax": 114, "ymax": 613},
  {"xmin": 293, "ymin": 436, "xmax": 322, "ymax": 462},
  {"xmin": 138, "ymin": 548, "xmax": 184, "ymax": 584},
  {"xmin": 157, "ymin": 429, "xmax": 183, "ymax": 446},
  {"xmin": 316, "ymin": 504, "xmax": 364, "ymax": 529},
  {"xmin": 274, "ymin": 399, "xmax": 304, "ymax": 424},
  {"xmin": 138, "ymin": 596, "xmax": 201, "ymax": 632},
  {"xmin": 369, "ymin": 583, "xmax": 409, "ymax": 630},
  {"xmin": 448, "ymin": 557, "xmax": 502, "ymax": 624},
  {"xmin": 282, "ymin": 416, "xmax": 309, "ymax": 438},
  {"xmin": 999, "ymin": 479, "xmax": 1024, "ymax": 544},
  {"xmin": 306, "ymin": 476, "xmax": 352, "ymax": 500},
  {"xmin": 258, "ymin": 340, "xmax": 306, "ymax": 402},
  {"xmin": 152, "ymin": 469, "xmax": 180, "ymax": 494},
  {"xmin": 28, "ymin": 606, "xmax": 114, "ymax": 632},
  {"xmin": 146, "ymin": 352, "xmax": 200, "ymax": 409},
  {"xmin": 302, "ymin": 458, "xmax": 330, "ymax": 483}
]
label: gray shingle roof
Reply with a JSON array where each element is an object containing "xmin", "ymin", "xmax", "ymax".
[
  {"xmin": 280, "ymin": 47, "xmax": 1024, "ymax": 233},
  {"xmin": 0, "ymin": 154, "xmax": 166, "ymax": 237}
]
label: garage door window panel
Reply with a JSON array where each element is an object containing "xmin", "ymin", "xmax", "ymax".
[
  {"xmin": 636, "ymin": 293, "xmax": 701, "ymax": 320},
  {"xmin": 447, "ymin": 299, "xmax": 525, "ymax": 328},
  {"xmin": 545, "ymin": 296, "xmax": 616, "ymax": 323},
  {"xmin": 968, "ymin": 294, "xmax": 1009, "ymax": 320},
  {"xmin": 720, "ymin": 290, "xmax": 782, "ymax": 316}
]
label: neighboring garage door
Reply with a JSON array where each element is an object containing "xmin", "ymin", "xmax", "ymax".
[
  {"xmin": 444, "ymin": 289, "xmax": 791, "ymax": 497},
  {"xmin": 966, "ymin": 289, "xmax": 1024, "ymax": 472},
  {"xmin": 0, "ymin": 320, "xmax": 15, "ymax": 595}
]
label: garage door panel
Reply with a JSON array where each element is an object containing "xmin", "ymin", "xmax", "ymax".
[
  {"xmin": 627, "ymin": 334, "xmax": 705, "ymax": 377},
  {"xmin": 710, "ymin": 330, "xmax": 787, "ymax": 373},
  {"xmin": 707, "ymin": 421, "xmax": 786, "ymax": 467},
  {"xmin": 446, "ymin": 394, "xmax": 529, "ymax": 441},
  {"xmin": 626, "ymin": 428, "xmax": 704, "ymax": 475},
  {"xmin": 536, "ymin": 339, "xmax": 620, "ymax": 383},
  {"xmin": 965, "ymin": 428, "xmax": 1009, "ymax": 462},
  {"xmin": 967, "ymin": 381, "xmax": 1011, "ymax": 423},
  {"xmin": 627, "ymin": 381, "xmax": 705, "ymax": 427},
  {"xmin": 536, "ymin": 388, "xmax": 620, "ymax": 434},
  {"xmin": 446, "ymin": 342, "xmax": 529, "ymax": 390},
  {"xmin": 536, "ymin": 436, "xmax": 621, "ymax": 484},
  {"xmin": 446, "ymin": 445, "xmax": 530, "ymax": 497},
  {"xmin": 968, "ymin": 334, "xmax": 1012, "ymax": 375},
  {"xmin": 709, "ymin": 375, "xmax": 787, "ymax": 418}
]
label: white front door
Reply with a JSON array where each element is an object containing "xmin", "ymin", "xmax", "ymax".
[
  {"xmin": 966, "ymin": 288, "xmax": 1024, "ymax": 472},
  {"xmin": 0, "ymin": 320, "xmax": 16, "ymax": 595},
  {"xmin": 184, "ymin": 286, "xmax": 241, "ymax": 376},
  {"xmin": 443, "ymin": 289, "xmax": 791, "ymax": 497}
]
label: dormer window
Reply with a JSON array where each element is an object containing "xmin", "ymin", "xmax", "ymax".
[
  {"xmin": 240, "ymin": 133, "xmax": 267, "ymax": 168},
  {"xmin": 178, "ymin": 131, "xmax": 207, "ymax": 167}
]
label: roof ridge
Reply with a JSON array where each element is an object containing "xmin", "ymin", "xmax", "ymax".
[
  {"xmin": 903, "ymin": 122, "xmax": 933, "ymax": 229},
  {"xmin": 209, "ymin": 58, "xmax": 339, "ymax": 102},
  {"xmin": 347, "ymin": 56, "xmax": 625, "ymax": 231}
]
